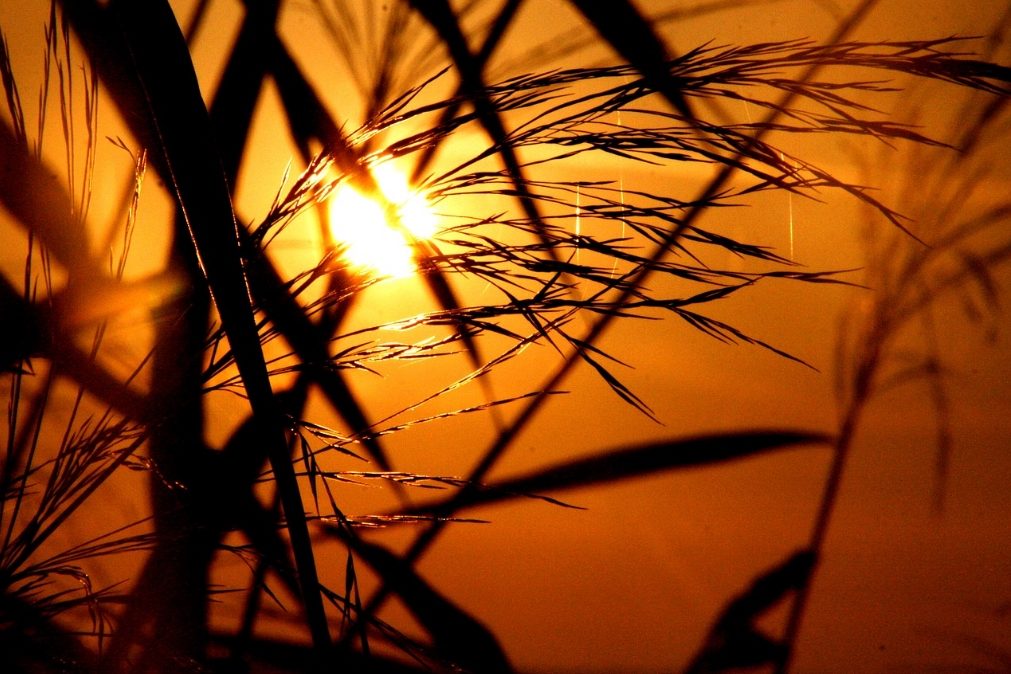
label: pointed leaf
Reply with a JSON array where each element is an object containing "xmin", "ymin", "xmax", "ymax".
[
  {"xmin": 686, "ymin": 550, "xmax": 817, "ymax": 673},
  {"xmin": 343, "ymin": 536, "xmax": 512, "ymax": 674},
  {"xmin": 409, "ymin": 0, "xmax": 564, "ymax": 270},
  {"xmin": 402, "ymin": 431, "xmax": 830, "ymax": 516},
  {"xmin": 209, "ymin": 0, "xmax": 281, "ymax": 184},
  {"xmin": 568, "ymin": 0, "xmax": 695, "ymax": 120}
]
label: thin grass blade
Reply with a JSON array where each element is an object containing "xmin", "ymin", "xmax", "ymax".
[
  {"xmin": 336, "ymin": 534, "xmax": 512, "ymax": 674},
  {"xmin": 400, "ymin": 431, "xmax": 829, "ymax": 516}
]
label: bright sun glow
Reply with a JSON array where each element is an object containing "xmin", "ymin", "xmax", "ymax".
[{"xmin": 328, "ymin": 163, "xmax": 437, "ymax": 278}]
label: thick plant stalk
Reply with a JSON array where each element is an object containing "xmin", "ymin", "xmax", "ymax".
[
  {"xmin": 58, "ymin": 0, "xmax": 333, "ymax": 664},
  {"xmin": 136, "ymin": 256, "xmax": 213, "ymax": 668}
]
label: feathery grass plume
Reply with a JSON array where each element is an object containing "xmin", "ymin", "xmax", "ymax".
[{"xmin": 775, "ymin": 8, "xmax": 1011, "ymax": 672}]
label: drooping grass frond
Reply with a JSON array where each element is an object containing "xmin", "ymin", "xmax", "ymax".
[{"xmin": 228, "ymin": 37, "xmax": 1004, "ymax": 427}]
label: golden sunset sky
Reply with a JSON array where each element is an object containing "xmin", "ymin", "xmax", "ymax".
[{"xmin": 1, "ymin": 1, "xmax": 1010, "ymax": 672}]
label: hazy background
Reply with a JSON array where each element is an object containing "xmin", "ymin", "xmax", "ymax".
[{"xmin": 1, "ymin": 1, "xmax": 1009, "ymax": 672}]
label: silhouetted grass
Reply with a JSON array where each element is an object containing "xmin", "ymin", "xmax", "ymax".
[{"xmin": 2, "ymin": 1, "xmax": 1010, "ymax": 672}]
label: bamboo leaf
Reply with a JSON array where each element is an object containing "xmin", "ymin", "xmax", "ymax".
[
  {"xmin": 686, "ymin": 550, "xmax": 817, "ymax": 673},
  {"xmin": 401, "ymin": 431, "xmax": 829, "ymax": 516},
  {"xmin": 409, "ymin": 0, "xmax": 523, "ymax": 182},
  {"xmin": 409, "ymin": 0, "xmax": 562, "ymax": 269},
  {"xmin": 208, "ymin": 0, "xmax": 281, "ymax": 184},
  {"xmin": 339, "ymin": 535, "xmax": 513, "ymax": 674},
  {"xmin": 567, "ymin": 0, "xmax": 695, "ymax": 120}
]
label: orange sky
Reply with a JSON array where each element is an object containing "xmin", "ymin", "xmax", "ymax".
[{"xmin": 1, "ymin": 1, "xmax": 1010, "ymax": 672}]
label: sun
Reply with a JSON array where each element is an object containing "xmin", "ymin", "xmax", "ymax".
[{"xmin": 328, "ymin": 163, "xmax": 437, "ymax": 278}]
